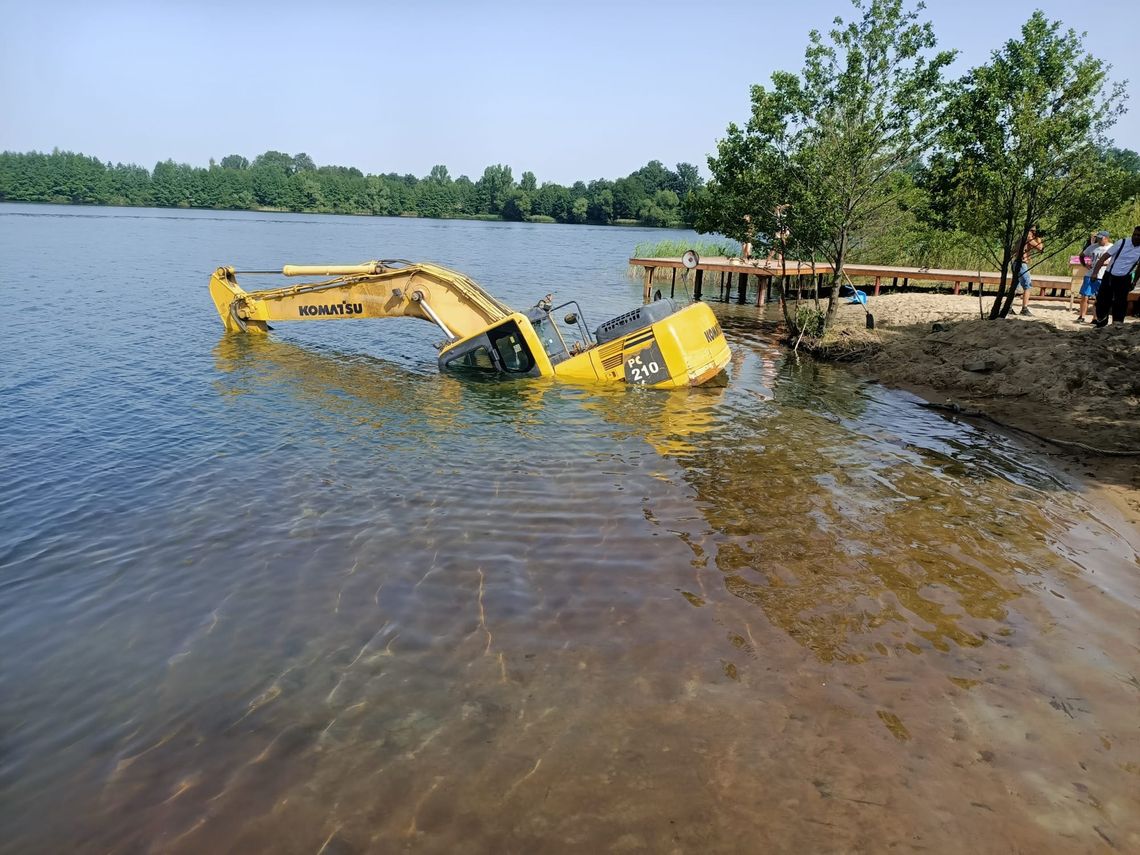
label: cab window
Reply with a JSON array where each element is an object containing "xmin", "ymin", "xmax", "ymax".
[
  {"xmin": 447, "ymin": 345, "xmax": 496, "ymax": 372},
  {"xmin": 487, "ymin": 322, "xmax": 536, "ymax": 374}
]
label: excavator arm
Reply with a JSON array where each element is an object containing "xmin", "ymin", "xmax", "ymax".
[{"xmin": 208, "ymin": 260, "xmax": 513, "ymax": 341}]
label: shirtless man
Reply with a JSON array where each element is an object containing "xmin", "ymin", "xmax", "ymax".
[{"xmin": 1014, "ymin": 225, "xmax": 1043, "ymax": 316}]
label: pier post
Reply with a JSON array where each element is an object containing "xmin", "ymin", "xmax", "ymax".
[
  {"xmin": 694, "ymin": 269, "xmax": 703, "ymax": 301},
  {"xmin": 738, "ymin": 273, "xmax": 748, "ymax": 304},
  {"xmin": 643, "ymin": 267, "xmax": 656, "ymax": 303},
  {"xmin": 953, "ymin": 280, "xmax": 960, "ymax": 295},
  {"xmin": 756, "ymin": 275, "xmax": 768, "ymax": 306},
  {"xmin": 670, "ymin": 268, "xmax": 676, "ymax": 299},
  {"xmin": 873, "ymin": 276, "xmax": 881, "ymax": 296}
]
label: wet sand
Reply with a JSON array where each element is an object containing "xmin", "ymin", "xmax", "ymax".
[{"xmin": 833, "ymin": 294, "xmax": 1140, "ymax": 534}]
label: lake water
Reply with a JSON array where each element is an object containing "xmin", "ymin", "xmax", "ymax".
[{"xmin": 1, "ymin": 204, "xmax": 1137, "ymax": 853}]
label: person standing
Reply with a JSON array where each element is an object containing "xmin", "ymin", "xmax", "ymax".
[
  {"xmin": 764, "ymin": 204, "xmax": 791, "ymax": 268},
  {"xmin": 1075, "ymin": 230, "xmax": 1112, "ymax": 323},
  {"xmin": 1091, "ymin": 225, "xmax": 1140, "ymax": 326},
  {"xmin": 1013, "ymin": 225, "xmax": 1044, "ymax": 316}
]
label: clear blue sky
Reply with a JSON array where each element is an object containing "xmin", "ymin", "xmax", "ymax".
[{"xmin": 1, "ymin": 0, "xmax": 1135, "ymax": 184}]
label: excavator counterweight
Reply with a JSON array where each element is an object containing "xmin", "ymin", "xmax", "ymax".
[{"xmin": 208, "ymin": 259, "xmax": 730, "ymax": 388}]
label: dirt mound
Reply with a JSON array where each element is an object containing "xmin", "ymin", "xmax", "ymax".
[{"xmin": 851, "ymin": 307, "xmax": 1139, "ymax": 453}]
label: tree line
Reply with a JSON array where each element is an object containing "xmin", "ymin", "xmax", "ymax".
[
  {"xmin": 693, "ymin": 0, "xmax": 1140, "ymax": 327},
  {"xmin": 0, "ymin": 149, "xmax": 704, "ymax": 228}
]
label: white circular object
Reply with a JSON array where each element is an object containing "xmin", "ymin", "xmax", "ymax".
[{"xmin": 681, "ymin": 249, "xmax": 700, "ymax": 270}]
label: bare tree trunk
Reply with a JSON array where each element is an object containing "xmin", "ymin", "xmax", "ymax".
[
  {"xmin": 778, "ymin": 252, "xmax": 795, "ymax": 330},
  {"xmin": 987, "ymin": 246, "xmax": 1012, "ymax": 320},
  {"xmin": 825, "ymin": 229, "xmax": 847, "ymax": 327},
  {"xmin": 988, "ymin": 190, "xmax": 1018, "ymax": 320}
]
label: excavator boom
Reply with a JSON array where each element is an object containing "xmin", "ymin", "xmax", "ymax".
[{"xmin": 208, "ymin": 260, "xmax": 511, "ymax": 340}]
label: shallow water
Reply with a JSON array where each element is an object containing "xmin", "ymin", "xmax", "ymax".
[{"xmin": 1, "ymin": 204, "xmax": 1137, "ymax": 853}]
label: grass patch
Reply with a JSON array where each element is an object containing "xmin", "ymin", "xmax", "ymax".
[
  {"xmin": 628, "ymin": 238, "xmax": 741, "ymax": 281},
  {"xmin": 632, "ymin": 239, "xmax": 737, "ymax": 259}
]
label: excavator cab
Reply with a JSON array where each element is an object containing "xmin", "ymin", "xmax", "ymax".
[
  {"xmin": 524, "ymin": 301, "xmax": 592, "ymax": 365},
  {"xmin": 438, "ymin": 317, "xmax": 543, "ymax": 378}
]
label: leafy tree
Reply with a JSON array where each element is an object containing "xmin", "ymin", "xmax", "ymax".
[
  {"xmin": 927, "ymin": 12, "xmax": 1130, "ymax": 318},
  {"xmin": 1107, "ymin": 147, "xmax": 1140, "ymax": 178},
  {"xmin": 612, "ymin": 176, "xmax": 648, "ymax": 220},
  {"xmin": 152, "ymin": 160, "xmax": 191, "ymax": 207},
  {"xmin": 253, "ymin": 150, "xmax": 297, "ymax": 175},
  {"xmin": 672, "ymin": 162, "xmax": 702, "ymax": 197},
  {"xmin": 588, "ymin": 187, "xmax": 614, "ymax": 224},
  {"xmin": 501, "ymin": 188, "xmax": 532, "ymax": 221},
  {"xmin": 474, "ymin": 164, "xmax": 514, "ymax": 215},
  {"xmin": 534, "ymin": 182, "xmax": 571, "ymax": 221},
  {"xmin": 417, "ymin": 166, "xmax": 457, "ymax": 218},
  {"xmin": 638, "ymin": 189, "xmax": 681, "ymax": 227},
  {"xmin": 289, "ymin": 172, "xmax": 323, "ymax": 211},
  {"xmin": 251, "ymin": 160, "xmax": 290, "ymax": 208},
  {"xmin": 631, "ymin": 160, "xmax": 673, "ymax": 194},
  {"xmin": 220, "ymin": 154, "xmax": 249, "ymax": 170},
  {"xmin": 570, "ymin": 196, "xmax": 589, "ymax": 224},
  {"xmin": 698, "ymin": 0, "xmax": 954, "ymax": 331},
  {"xmin": 520, "ymin": 170, "xmax": 537, "ymax": 193},
  {"xmin": 292, "ymin": 152, "xmax": 316, "ymax": 173},
  {"xmin": 453, "ymin": 175, "xmax": 476, "ymax": 213}
]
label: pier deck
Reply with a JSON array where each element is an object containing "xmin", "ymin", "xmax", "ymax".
[{"xmin": 629, "ymin": 256, "xmax": 1076, "ymax": 306}]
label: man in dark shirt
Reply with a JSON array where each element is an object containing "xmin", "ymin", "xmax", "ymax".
[{"xmin": 1091, "ymin": 225, "xmax": 1140, "ymax": 326}]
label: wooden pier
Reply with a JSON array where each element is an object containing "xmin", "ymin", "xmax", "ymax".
[{"xmin": 628, "ymin": 256, "xmax": 1076, "ymax": 306}]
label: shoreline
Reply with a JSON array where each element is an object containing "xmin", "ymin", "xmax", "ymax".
[
  {"xmin": 828, "ymin": 293, "xmax": 1140, "ymax": 538},
  {"xmin": 867, "ymin": 372, "xmax": 1140, "ymax": 546}
]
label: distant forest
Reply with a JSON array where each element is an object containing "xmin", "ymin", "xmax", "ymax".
[{"xmin": 0, "ymin": 149, "xmax": 704, "ymax": 228}]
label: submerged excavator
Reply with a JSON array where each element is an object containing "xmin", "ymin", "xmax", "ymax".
[{"xmin": 208, "ymin": 260, "xmax": 730, "ymax": 387}]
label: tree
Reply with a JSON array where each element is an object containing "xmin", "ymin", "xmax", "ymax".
[
  {"xmin": 474, "ymin": 164, "xmax": 514, "ymax": 215},
  {"xmin": 697, "ymin": 0, "xmax": 954, "ymax": 332},
  {"xmin": 588, "ymin": 187, "xmax": 614, "ymax": 224},
  {"xmin": 292, "ymin": 152, "xmax": 316, "ymax": 173},
  {"xmin": 253, "ymin": 150, "xmax": 297, "ymax": 175},
  {"xmin": 417, "ymin": 164, "xmax": 457, "ymax": 218},
  {"xmin": 612, "ymin": 176, "xmax": 647, "ymax": 220},
  {"xmin": 501, "ymin": 188, "xmax": 532, "ymax": 221},
  {"xmin": 672, "ymin": 162, "xmax": 703, "ymax": 198},
  {"xmin": 534, "ymin": 182, "xmax": 571, "ymax": 221},
  {"xmin": 520, "ymin": 170, "xmax": 537, "ymax": 193},
  {"xmin": 220, "ymin": 154, "xmax": 249, "ymax": 170},
  {"xmin": 631, "ymin": 160, "xmax": 673, "ymax": 194},
  {"xmin": 638, "ymin": 189, "xmax": 681, "ymax": 227},
  {"xmin": 570, "ymin": 197, "xmax": 589, "ymax": 224},
  {"xmin": 928, "ymin": 12, "xmax": 1130, "ymax": 318}
]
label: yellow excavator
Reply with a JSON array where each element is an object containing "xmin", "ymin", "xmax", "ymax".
[{"xmin": 208, "ymin": 260, "xmax": 730, "ymax": 387}]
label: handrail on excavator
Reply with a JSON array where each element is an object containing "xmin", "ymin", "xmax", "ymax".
[{"xmin": 231, "ymin": 260, "xmax": 403, "ymax": 277}]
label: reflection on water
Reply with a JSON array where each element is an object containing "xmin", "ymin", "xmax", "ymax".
[{"xmin": 2, "ymin": 208, "xmax": 1138, "ymax": 853}]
